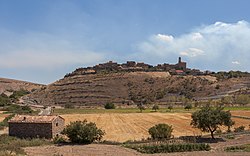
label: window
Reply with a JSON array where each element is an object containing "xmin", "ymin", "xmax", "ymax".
[{"xmin": 56, "ymin": 123, "xmax": 58, "ymax": 126}]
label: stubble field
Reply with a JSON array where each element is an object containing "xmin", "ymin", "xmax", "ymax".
[
  {"xmin": 0, "ymin": 111, "xmax": 8, "ymax": 122},
  {"xmin": 61, "ymin": 111, "xmax": 250, "ymax": 142}
]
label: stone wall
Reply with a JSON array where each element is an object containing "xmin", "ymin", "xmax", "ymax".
[
  {"xmin": 9, "ymin": 123, "xmax": 52, "ymax": 138},
  {"xmin": 9, "ymin": 117, "xmax": 65, "ymax": 139},
  {"xmin": 51, "ymin": 117, "xmax": 65, "ymax": 138}
]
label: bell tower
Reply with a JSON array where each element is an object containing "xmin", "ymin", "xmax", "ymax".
[{"xmin": 178, "ymin": 57, "xmax": 181, "ymax": 63}]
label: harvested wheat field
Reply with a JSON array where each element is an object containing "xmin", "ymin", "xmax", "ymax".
[
  {"xmin": 61, "ymin": 112, "xmax": 250, "ymax": 142},
  {"xmin": 0, "ymin": 111, "xmax": 8, "ymax": 122},
  {"xmin": 231, "ymin": 111, "xmax": 250, "ymax": 117}
]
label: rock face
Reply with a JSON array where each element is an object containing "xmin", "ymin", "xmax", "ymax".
[{"xmin": 24, "ymin": 71, "xmax": 250, "ymax": 107}]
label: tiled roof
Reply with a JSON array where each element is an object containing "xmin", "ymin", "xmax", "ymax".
[
  {"xmin": 176, "ymin": 70, "xmax": 184, "ymax": 73},
  {"xmin": 8, "ymin": 115, "xmax": 64, "ymax": 123}
]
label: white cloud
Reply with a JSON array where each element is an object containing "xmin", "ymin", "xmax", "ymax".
[
  {"xmin": 180, "ymin": 48, "xmax": 204, "ymax": 57},
  {"xmin": 156, "ymin": 34, "xmax": 174, "ymax": 42},
  {"xmin": 232, "ymin": 61, "xmax": 240, "ymax": 65},
  {"xmin": 136, "ymin": 21, "xmax": 250, "ymax": 71}
]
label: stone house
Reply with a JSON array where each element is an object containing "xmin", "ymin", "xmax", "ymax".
[{"xmin": 8, "ymin": 115, "xmax": 65, "ymax": 139}]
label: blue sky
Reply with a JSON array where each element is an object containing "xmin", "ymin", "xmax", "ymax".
[{"xmin": 0, "ymin": 0, "xmax": 250, "ymax": 84}]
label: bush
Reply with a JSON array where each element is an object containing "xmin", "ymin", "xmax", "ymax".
[
  {"xmin": 215, "ymin": 85, "xmax": 220, "ymax": 89},
  {"xmin": 184, "ymin": 104, "xmax": 192, "ymax": 110},
  {"xmin": 104, "ymin": 102, "xmax": 115, "ymax": 109},
  {"xmin": 62, "ymin": 120, "xmax": 105, "ymax": 144},
  {"xmin": 64, "ymin": 104, "xmax": 74, "ymax": 109},
  {"xmin": 2, "ymin": 104, "xmax": 33, "ymax": 114},
  {"xmin": 148, "ymin": 123, "xmax": 173, "ymax": 140},
  {"xmin": 0, "ymin": 93, "xmax": 11, "ymax": 107},
  {"xmin": 167, "ymin": 105, "xmax": 173, "ymax": 111},
  {"xmin": 124, "ymin": 143, "xmax": 211, "ymax": 154},
  {"xmin": 9, "ymin": 89, "xmax": 30, "ymax": 102},
  {"xmin": 53, "ymin": 135, "xmax": 67, "ymax": 144},
  {"xmin": 137, "ymin": 104, "xmax": 145, "ymax": 113},
  {"xmin": 225, "ymin": 134, "xmax": 235, "ymax": 139},
  {"xmin": 152, "ymin": 104, "xmax": 159, "ymax": 112},
  {"xmin": 234, "ymin": 125, "xmax": 245, "ymax": 132},
  {"xmin": 0, "ymin": 114, "xmax": 15, "ymax": 130}
]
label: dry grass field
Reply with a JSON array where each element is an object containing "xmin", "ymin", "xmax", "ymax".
[{"xmin": 61, "ymin": 111, "xmax": 250, "ymax": 142}]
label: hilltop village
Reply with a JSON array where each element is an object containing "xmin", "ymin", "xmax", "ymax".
[{"xmin": 65, "ymin": 57, "xmax": 210, "ymax": 77}]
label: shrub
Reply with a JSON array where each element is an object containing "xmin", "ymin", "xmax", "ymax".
[
  {"xmin": 225, "ymin": 144, "xmax": 250, "ymax": 152},
  {"xmin": 53, "ymin": 135, "xmax": 67, "ymax": 144},
  {"xmin": 62, "ymin": 120, "xmax": 105, "ymax": 144},
  {"xmin": 64, "ymin": 104, "xmax": 74, "ymax": 109},
  {"xmin": 148, "ymin": 123, "xmax": 173, "ymax": 140},
  {"xmin": 215, "ymin": 85, "xmax": 220, "ymax": 89},
  {"xmin": 152, "ymin": 104, "xmax": 159, "ymax": 112},
  {"xmin": 0, "ymin": 93, "xmax": 11, "ymax": 107},
  {"xmin": 9, "ymin": 89, "xmax": 30, "ymax": 102},
  {"xmin": 2, "ymin": 104, "xmax": 33, "ymax": 114},
  {"xmin": 234, "ymin": 125, "xmax": 245, "ymax": 132},
  {"xmin": 0, "ymin": 114, "xmax": 15, "ymax": 130},
  {"xmin": 225, "ymin": 134, "xmax": 235, "ymax": 139},
  {"xmin": 104, "ymin": 102, "xmax": 115, "ymax": 109},
  {"xmin": 0, "ymin": 134, "xmax": 51, "ymax": 155},
  {"xmin": 184, "ymin": 104, "xmax": 192, "ymax": 110},
  {"xmin": 137, "ymin": 104, "xmax": 145, "ymax": 113},
  {"xmin": 167, "ymin": 105, "xmax": 173, "ymax": 111}
]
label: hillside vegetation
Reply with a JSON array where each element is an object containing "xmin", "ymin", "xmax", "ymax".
[{"xmin": 24, "ymin": 71, "xmax": 250, "ymax": 107}]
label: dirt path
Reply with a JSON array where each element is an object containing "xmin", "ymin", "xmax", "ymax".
[
  {"xmin": 211, "ymin": 134, "xmax": 250, "ymax": 151},
  {"xmin": 25, "ymin": 144, "xmax": 142, "ymax": 156},
  {"xmin": 24, "ymin": 134, "xmax": 250, "ymax": 156}
]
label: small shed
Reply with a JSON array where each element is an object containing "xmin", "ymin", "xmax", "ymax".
[{"xmin": 8, "ymin": 115, "xmax": 65, "ymax": 139}]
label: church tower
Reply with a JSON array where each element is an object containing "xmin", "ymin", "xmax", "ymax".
[
  {"xmin": 178, "ymin": 57, "xmax": 181, "ymax": 63},
  {"xmin": 176, "ymin": 57, "xmax": 186, "ymax": 70}
]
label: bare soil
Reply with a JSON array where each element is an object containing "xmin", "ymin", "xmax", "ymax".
[{"xmin": 24, "ymin": 134, "xmax": 250, "ymax": 156}]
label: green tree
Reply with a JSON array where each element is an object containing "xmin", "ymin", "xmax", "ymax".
[
  {"xmin": 137, "ymin": 104, "xmax": 145, "ymax": 113},
  {"xmin": 167, "ymin": 105, "xmax": 173, "ymax": 112},
  {"xmin": 148, "ymin": 123, "xmax": 173, "ymax": 140},
  {"xmin": 62, "ymin": 120, "xmax": 105, "ymax": 144},
  {"xmin": 152, "ymin": 104, "xmax": 159, "ymax": 112},
  {"xmin": 9, "ymin": 89, "xmax": 30, "ymax": 102},
  {"xmin": 0, "ymin": 93, "xmax": 11, "ymax": 106},
  {"xmin": 104, "ymin": 102, "xmax": 115, "ymax": 109},
  {"xmin": 191, "ymin": 106, "xmax": 234, "ymax": 139},
  {"xmin": 184, "ymin": 103, "xmax": 192, "ymax": 110}
]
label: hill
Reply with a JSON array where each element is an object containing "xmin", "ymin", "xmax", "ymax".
[
  {"xmin": 0, "ymin": 77, "xmax": 44, "ymax": 96},
  {"xmin": 24, "ymin": 70, "xmax": 250, "ymax": 107}
]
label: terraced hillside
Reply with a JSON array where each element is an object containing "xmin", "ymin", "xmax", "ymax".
[{"xmin": 24, "ymin": 71, "xmax": 250, "ymax": 107}]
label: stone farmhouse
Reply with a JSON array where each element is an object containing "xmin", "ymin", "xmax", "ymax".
[{"xmin": 8, "ymin": 115, "xmax": 65, "ymax": 139}]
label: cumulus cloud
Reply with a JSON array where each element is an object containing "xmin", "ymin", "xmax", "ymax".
[{"xmin": 136, "ymin": 21, "xmax": 250, "ymax": 71}]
